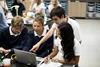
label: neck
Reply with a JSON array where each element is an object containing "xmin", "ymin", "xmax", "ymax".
[{"xmin": 58, "ymin": 17, "xmax": 68, "ymax": 25}]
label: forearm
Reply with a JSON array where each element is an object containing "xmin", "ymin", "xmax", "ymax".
[
  {"xmin": 48, "ymin": 47, "xmax": 58, "ymax": 59},
  {"xmin": 37, "ymin": 27, "xmax": 55, "ymax": 46},
  {"xmin": 59, "ymin": 56, "xmax": 80, "ymax": 65},
  {"xmin": 59, "ymin": 60, "xmax": 78, "ymax": 65},
  {"xmin": 44, "ymin": 46, "xmax": 58, "ymax": 63}
]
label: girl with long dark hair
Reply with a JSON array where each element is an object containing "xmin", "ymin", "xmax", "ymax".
[{"xmin": 44, "ymin": 22, "xmax": 80, "ymax": 66}]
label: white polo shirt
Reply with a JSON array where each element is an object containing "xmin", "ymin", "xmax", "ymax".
[{"xmin": 54, "ymin": 37, "xmax": 80, "ymax": 60}]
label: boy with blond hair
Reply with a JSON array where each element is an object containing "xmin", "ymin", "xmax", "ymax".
[{"xmin": 0, "ymin": 16, "xmax": 28, "ymax": 53}]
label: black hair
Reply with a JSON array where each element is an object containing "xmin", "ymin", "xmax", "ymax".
[
  {"xmin": 58, "ymin": 22, "xmax": 75, "ymax": 61},
  {"xmin": 13, "ymin": 0, "xmax": 19, "ymax": 4},
  {"xmin": 50, "ymin": 6, "xmax": 65, "ymax": 18}
]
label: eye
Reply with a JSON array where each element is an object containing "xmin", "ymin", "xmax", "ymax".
[
  {"xmin": 54, "ymin": 18, "xmax": 57, "ymax": 20},
  {"xmin": 33, "ymin": 25, "xmax": 36, "ymax": 27}
]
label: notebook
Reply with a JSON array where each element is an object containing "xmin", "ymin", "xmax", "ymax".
[{"xmin": 14, "ymin": 49, "xmax": 37, "ymax": 66}]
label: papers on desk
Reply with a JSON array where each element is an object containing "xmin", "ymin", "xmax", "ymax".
[{"xmin": 38, "ymin": 60, "xmax": 62, "ymax": 67}]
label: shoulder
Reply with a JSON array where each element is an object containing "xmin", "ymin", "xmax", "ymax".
[
  {"xmin": 68, "ymin": 18, "xmax": 79, "ymax": 26},
  {"xmin": 68, "ymin": 18, "xmax": 80, "ymax": 30},
  {"xmin": 28, "ymin": 30, "xmax": 34, "ymax": 33},
  {"xmin": 68, "ymin": 18, "xmax": 77, "ymax": 23},
  {"xmin": 0, "ymin": 27, "xmax": 9, "ymax": 35},
  {"xmin": 28, "ymin": 30, "xmax": 35, "ymax": 35},
  {"xmin": 21, "ymin": 27, "xmax": 28, "ymax": 34},
  {"xmin": 23, "ymin": 27, "xmax": 28, "ymax": 31}
]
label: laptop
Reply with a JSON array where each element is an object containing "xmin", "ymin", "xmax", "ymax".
[{"xmin": 14, "ymin": 49, "xmax": 38, "ymax": 66}]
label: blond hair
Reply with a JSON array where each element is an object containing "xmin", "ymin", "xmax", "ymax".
[
  {"xmin": 35, "ymin": 13, "xmax": 44, "ymax": 19},
  {"xmin": 34, "ymin": 16, "xmax": 44, "ymax": 26},
  {"xmin": 11, "ymin": 16, "xmax": 24, "ymax": 27}
]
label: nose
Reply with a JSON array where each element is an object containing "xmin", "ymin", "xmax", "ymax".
[
  {"xmin": 34, "ymin": 26, "xmax": 39, "ymax": 31},
  {"xmin": 16, "ymin": 31, "xmax": 21, "ymax": 34},
  {"xmin": 15, "ymin": 29, "xmax": 22, "ymax": 34}
]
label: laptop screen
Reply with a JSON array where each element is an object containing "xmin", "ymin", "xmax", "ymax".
[{"xmin": 14, "ymin": 49, "xmax": 37, "ymax": 66}]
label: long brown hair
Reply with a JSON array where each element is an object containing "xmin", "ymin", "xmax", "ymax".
[{"xmin": 58, "ymin": 22, "xmax": 75, "ymax": 61}]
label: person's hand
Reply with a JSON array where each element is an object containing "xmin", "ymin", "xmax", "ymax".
[
  {"xmin": 43, "ymin": 56, "xmax": 50, "ymax": 64},
  {"xmin": 51, "ymin": 58, "xmax": 59, "ymax": 63},
  {"xmin": 30, "ymin": 44, "xmax": 40, "ymax": 52},
  {"xmin": 0, "ymin": 47, "xmax": 10, "ymax": 53},
  {"xmin": 4, "ymin": 49, "xmax": 11, "ymax": 54},
  {"xmin": 0, "ymin": 47, "xmax": 6, "ymax": 52}
]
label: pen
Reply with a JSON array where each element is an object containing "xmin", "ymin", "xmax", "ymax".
[{"xmin": 38, "ymin": 59, "xmax": 44, "ymax": 65}]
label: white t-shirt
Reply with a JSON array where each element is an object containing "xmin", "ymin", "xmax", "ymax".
[
  {"xmin": 68, "ymin": 18, "xmax": 81, "ymax": 43},
  {"xmin": 32, "ymin": 3, "xmax": 47, "ymax": 24},
  {"xmin": 54, "ymin": 37, "xmax": 80, "ymax": 60},
  {"xmin": 32, "ymin": 3, "xmax": 46, "ymax": 14}
]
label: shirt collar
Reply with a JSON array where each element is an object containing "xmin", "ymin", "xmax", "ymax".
[
  {"xmin": 34, "ymin": 28, "xmax": 47, "ymax": 37},
  {"xmin": 9, "ymin": 26, "xmax": 20, "ymax": 36}
]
